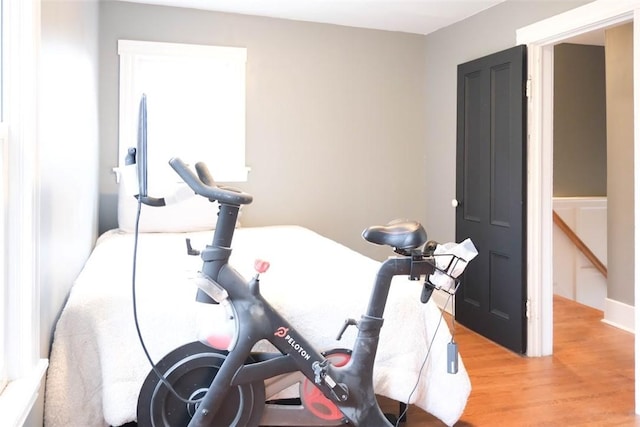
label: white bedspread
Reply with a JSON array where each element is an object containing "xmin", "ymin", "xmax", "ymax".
[{"xmin": 44, "ymin": 226, "xmax": 470, "ymax": 426}]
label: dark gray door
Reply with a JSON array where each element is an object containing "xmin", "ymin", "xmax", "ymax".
[{"xmin": 455, "ymin": 45, "xmax": 527, "ymax": 354}]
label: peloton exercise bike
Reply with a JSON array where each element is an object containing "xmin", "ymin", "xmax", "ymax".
[{"xmin": 131, "ymin": 156, "xmax": 472, "ymax": 427}]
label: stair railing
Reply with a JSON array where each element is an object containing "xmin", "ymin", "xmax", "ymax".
[{"xmin": 552, "ymin": 210, "xmax": 607, "ymax": 278}]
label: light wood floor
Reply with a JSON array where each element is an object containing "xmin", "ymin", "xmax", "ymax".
[{"xmin": 380, "ymin": 295, "xmax": 639, "ymax": 426}]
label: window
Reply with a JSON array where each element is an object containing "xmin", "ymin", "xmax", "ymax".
[
  {"xmin": 0, "ymin": 0, "xmax": 47, "ymax": 425},
  {"xmin": 118, "ymin": 40, "xmax": 249, "ymax": 192}
]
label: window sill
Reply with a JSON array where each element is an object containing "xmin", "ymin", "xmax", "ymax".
[{"xmin": 0, "ymin": 359, "xmax": 48, "ymax": 427}]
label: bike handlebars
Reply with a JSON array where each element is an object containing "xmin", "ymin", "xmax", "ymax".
[
  {"xmin": 195, "ymin": 162, "xmax": 216, "ymax": 187},
  {"xmin": 168, "ymin": 157, "xmax": 253, "ymax": 206}
]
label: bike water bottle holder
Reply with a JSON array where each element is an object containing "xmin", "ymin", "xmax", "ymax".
[
  {"xmin": 426, "ymin": 253, "xmax": 469, "ymax": 295},
  {"xmin": 191, "ymin": 273, "xmax": 240, "ymax": 351}
]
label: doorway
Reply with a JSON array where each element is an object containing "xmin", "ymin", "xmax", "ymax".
[
  {"xmin": 516, "ymin": 0, "xmax": 639, "ymax": 413},
  {"xmin": 552, "ymin": 38, "xmax": 608, "ymax": 312}
]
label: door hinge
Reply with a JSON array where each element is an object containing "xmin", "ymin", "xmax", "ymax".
[
  {"xmin": 525, "ymin": 299, "xmax": 531, "ymax": 318},
  {"xmin": 525, "ymin": 79, "xmax": 532, "ymax": 98}
]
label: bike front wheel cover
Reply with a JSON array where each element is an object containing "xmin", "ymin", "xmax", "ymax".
[{"xmin": 137, "ymin": 341, "xmax": 265, "ymax": 427}]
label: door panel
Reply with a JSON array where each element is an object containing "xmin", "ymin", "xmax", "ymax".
[{"xmin": 455, "ymin": 45, "xmax": 527, "ymax": 354}]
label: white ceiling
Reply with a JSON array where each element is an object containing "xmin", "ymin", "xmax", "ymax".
[{"xmin": 116, "ymin": 0, "xmax": 507, "ymax": 35}]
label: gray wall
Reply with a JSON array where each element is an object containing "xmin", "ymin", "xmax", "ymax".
[
  {"xmin": 98, "ymin": 1, "xmax": 428, "ymax": 261},
  {"xmin": 30, "ymin": 0, "xmax": 100, "ymax": 425},
  {"xmin": 423, "ymin": 0, "xmax": 591, "ymax": 244},
  {"xmin": 553, "ymin": 43, "xmax": 607, "ymax": 197},
  {"xmin": 605, "ymin": 23, "xmax": 634, "ymax": 306},
  {"xmin": 40, "ymin": 0, "xmax": 100, "ymax": 367}
]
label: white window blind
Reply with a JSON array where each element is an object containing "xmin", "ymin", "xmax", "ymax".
[
  {"xmin": 0, "ymin": 0, "xmax": 5, "ymax": 394},
  {"xmin": 0, "ymin": 122, "xmax": 6, "ymax": 396},
  {"xmin": 118, "ymin": 40, "xmax": 249, "ymax": 192},
  {"xmin": 0, "ymin": 3, "xmax": 6, "ymax": 398}
]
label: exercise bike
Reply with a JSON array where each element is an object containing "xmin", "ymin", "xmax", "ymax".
[{"xmin": 135, "ymin": 157, "xmax": 470, "ymax": 427}]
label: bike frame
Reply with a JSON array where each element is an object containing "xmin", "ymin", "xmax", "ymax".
[{"xmin": 186, "ymin": 203, "xmax": 437, "ymax": 427}]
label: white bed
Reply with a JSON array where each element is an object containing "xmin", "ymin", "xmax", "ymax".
[{"xmin": 44, "ymin": 224, "xmax": 471, "ymax": 426}]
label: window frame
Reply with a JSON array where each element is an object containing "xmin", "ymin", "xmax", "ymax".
[{"xmin": 0, "ymin": 0, "xmax": 48, "ymax": 424}]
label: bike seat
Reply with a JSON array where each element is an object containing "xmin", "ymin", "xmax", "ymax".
[{"xmin": 362, "ymin": 220, "xmax": 427, "ymax": 250}]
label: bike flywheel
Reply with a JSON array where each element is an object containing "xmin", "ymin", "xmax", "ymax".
[{"xmin": 137, "ymin": 341, "xmax": 265, "ymax": 427}]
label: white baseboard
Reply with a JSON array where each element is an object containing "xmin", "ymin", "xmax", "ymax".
[{"xmin": 602, "ymin": 298, "xmax": 635, "ymax": 333}]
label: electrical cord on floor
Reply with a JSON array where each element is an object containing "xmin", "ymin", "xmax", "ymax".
[
  {"xmin": 395, "ymin": 291, "xmax": 453, "ymax": 427},
  {"xmin": 131, "ymin": 197, "xmax": 201, "ymax": 405}
]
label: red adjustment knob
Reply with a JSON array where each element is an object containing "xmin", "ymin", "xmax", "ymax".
[{"xmin": 254, "ymin": 259, "xmax": 270, "ymax": 274}]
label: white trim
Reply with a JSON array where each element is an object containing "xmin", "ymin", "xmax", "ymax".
[
  {"xmin": 516, "ymin": 0, "xmax": 640, "ymax": 413},
  {"xmin": 118, "ymin": 44, "xmax": 136, "ymax": 169},
  {"xmin": 603, "ymin": 298, "xmax": 635, "ymax": 333},
  {"xmin": 523, "ymin": 42, "xmax": 556, "ymax": 357},
  {"xmin": 118, "ymin": 39, "xmax": 247, "ymax": 62},
  {"xmin": 553, "ymin": 196, "xmax": 608, "ymax": 208},
  {"xmin": 517, "ymin": 0, "xmax": 636, "ymax": 46},
  {"xmin": 0, "ymin": 359, "xmax": 47, "ymax": 427}
]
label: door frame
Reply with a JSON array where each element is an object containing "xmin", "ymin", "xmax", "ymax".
[{"xmin": 516, "ymin": 0, "xmax": 640, "ymax": 412}]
